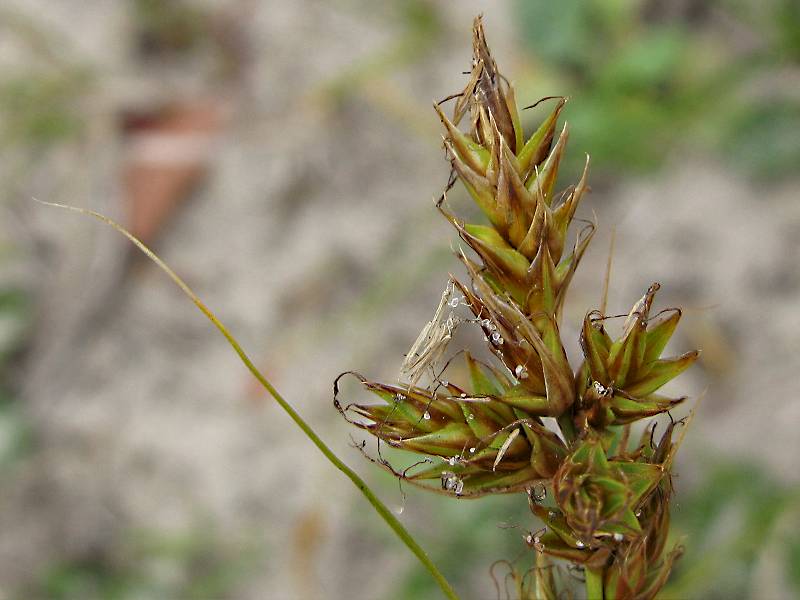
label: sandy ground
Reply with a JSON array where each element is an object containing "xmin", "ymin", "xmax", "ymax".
[{"xmin": 1, "ymin": 1, "xmax": 798, "ymax": 598}]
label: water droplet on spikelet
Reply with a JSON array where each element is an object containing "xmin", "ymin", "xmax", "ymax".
[
  {"xmin": 528, "ymin": 482, "xmax": 547, "ymax": 502},
  {"xmin": 575, "ymin": 540, "xmax": 585, "ymax": 548},
  {"xmin": 440, "ymin": 471, "xmax": 465, "ymax": 496},
  {"xmin": 515, "ymin": 365, "xmax": 529, "ymax": 380},
  {"xmin": 423, "ymin": 411, "xmax": 431, "ymax": 420},
  {"xmin": 613, "ymin": 533, "xmax": 623, "ymax": 542}
]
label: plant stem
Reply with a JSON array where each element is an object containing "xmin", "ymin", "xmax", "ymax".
[
  {"xmin": 584, "ymin": 567, "xmax": 604, "ymax": 600},
  {"xmin": 39, "ymin": 201, "xmax": 460, "ymax": 600}
]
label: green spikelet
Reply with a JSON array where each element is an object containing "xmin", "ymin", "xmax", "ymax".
[
  {"xmin": 336, "ymin": 15, "xmax": 699, "ymax": 598},
  {"xmin": 576, "ymin": 283, "xmax": 700, "ymax": 429}
]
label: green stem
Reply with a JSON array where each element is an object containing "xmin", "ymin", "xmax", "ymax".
[
  {"xmin": 40, "ymin": 201, "xmax": 459, "ymax": 600},
  {"xmin": 584, "ymin": 567, "xmax": 604, "ymax": 600}
]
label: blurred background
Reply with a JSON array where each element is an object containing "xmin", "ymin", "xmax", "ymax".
[{"xmin": 0, "ymin": 0, "xmax": 798, "ymax": 598}]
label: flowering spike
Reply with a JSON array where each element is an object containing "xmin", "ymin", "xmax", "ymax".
[{"xmin": 337, "ymin": 16, "xmax": 698, "ymax": 598}]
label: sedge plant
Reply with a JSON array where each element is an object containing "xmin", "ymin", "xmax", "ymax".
[
  {"xmin": 335, "ymin": 16, "xmax": 699, "ymax": 600},
  {"xmin": 43, "ymin": 14, "xmax": 699, "ymax": 600}
]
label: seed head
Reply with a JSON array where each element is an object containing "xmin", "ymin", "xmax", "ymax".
[{"xmin": 336, "ymin": 15, "xmax": 698, "ymax": 598}]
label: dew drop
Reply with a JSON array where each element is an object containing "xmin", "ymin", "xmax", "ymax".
[
  {"xmin": 440, "ymin": 471, "xmax": 464, "ymax": 496},
  {"xmin": 396, "ymin": 393, "xmax": 406, "ymax": 401},
  {"xmin": 515, "ymin": 365, "xmax": 529, "ymax": 380},
  {"xmin": 491, "ymin": 331, "xmax": 501, "ymax": 343},
  {"xmin": 423, "ymin": 411, "xmax": 431, "ymax": 420},
  {"xmin": 613, "ymin": 533, "xmax": 624, "ymax": 542},
  {"xmin": 528, "ymin": 482, "xmax": 547, "ymax": 503},
  {"xmin": 396, "ymin": 505, "xmax": 404, "ymax": 515},
  {"xmin": 449, "ymin": 297, "xmax": 461, "ymax": 308},
  {"xmin": 482, "ymin": 318, "xmax": 492, "ymax": 328},
  {"xmin": 575, "ymin": 541, "xmax": 585, "ymax": 548},
  {"xmin": 467, "ymin": 413, "xmax": 475, "ymax": 420},
  {"xmin": 469, "ymin": 447, "xmax": 476, "ymax": 453},
  {"xmin": 460, "ymin": 393, "xmax": 467, "ymax": 398},
  {"xmin": 525, "ymin": 534, "xmax": 533, "ymax": 545},
  {"xmin": 440, "ymin": 471, "xmax": 455, "ymax": 490}
]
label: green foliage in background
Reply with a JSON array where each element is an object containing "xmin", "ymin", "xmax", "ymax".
[
  {"xmin": 389, "ymin": 493, "xmax": 526, "ymax": 600},
  {"xmin": 0, "ymin": 6, "xmax": 93, "ymax": 151},
  {"xmin": 665, "ymin": 461, "xmax": 800, "ymax": 599},
  {"xmin": 25, "ymin": 528, "xmax": 263, "ymax": 600},
  {"xmin": 0, "ymin": 71, "xmax": 88, "ymax": 148},
  {"xmin": 0, "ymin": 287, "xmax": 33, "ymax": 468},
  {"xmin": 515, "ymin": 0, "xmax": 800, "ymax": 180}
]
